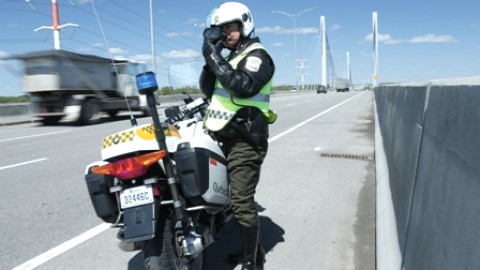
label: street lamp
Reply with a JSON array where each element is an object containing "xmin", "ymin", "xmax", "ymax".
[
  {"xmin": 271, "ymin": 7, "xmax": 318, "ymax": 87},
  {"xmin": 30, "ymin": 0, "xmax": 79, "ymax": 50}
]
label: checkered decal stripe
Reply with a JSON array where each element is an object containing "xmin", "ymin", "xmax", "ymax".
[
  {"xmin": 207, "ymin": 109, "xmax": 233, "ymax": 120},
  {"xmin": 142, "ymin": 125, "xmax": 155, "ymax": 134},
  {"xmin": 102, "ymin": 130, "xmax": 135, "ymax": 149}
]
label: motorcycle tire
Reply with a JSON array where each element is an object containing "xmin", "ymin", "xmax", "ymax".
[
  {"xmin": 79, "ymin": 99, "xmax": 102, "ymax": 125},
  {"xmin": 142, "ymin": 208, "xmax": 205, "ymax": 270}
]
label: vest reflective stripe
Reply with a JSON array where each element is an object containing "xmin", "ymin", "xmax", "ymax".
[
  {"xmin": 205, "ymin": 42, "xmax": 272, "ymax": 131},
  {"xmin": 213, "ymin": 87, "xmax": 270, "ymax": 103},
  {"xmin": 228, "ymin": 43, "xmax": 264, "ymax": 66}
]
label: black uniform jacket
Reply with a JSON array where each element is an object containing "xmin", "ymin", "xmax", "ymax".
[{"xmin": 199, "ymin": 37, "xmax": 275, "ymax": 148}]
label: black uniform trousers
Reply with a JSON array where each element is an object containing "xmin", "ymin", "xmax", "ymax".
[{"xmin": 219, "ymin": 137, "xmax": 267, "ymax": 228}]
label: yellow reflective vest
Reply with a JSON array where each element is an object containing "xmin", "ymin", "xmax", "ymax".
[{"xmin": 204, "ymin": 42, "xmax": 276, "ymax": 132}]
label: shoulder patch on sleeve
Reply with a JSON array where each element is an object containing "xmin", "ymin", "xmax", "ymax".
[{"xmin": 245, "ymin": 56, "xmax": 262, "ymax": 72}]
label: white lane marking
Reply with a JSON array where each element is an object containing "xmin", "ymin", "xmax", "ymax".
[
  {"xmin": 269, "ymin": 93, "xmax": 363, "ymax": 143},
  {"xmin": 0, "ymin": 158, "xmax": 48, "ymax": 171},
  {"xmin": 0, "ymin": 130, "xmax": 72, "ymax": 143},
  {"xmin": 11, "ymin": 223, "xmax": 111, "ymax": 270},
  {"xmin": 10, "ymin": 93, "xmax": 364, "ymax": 270}
]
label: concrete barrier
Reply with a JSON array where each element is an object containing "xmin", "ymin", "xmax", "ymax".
[
  {"xmin": 0, "ymin": 103, "xmax": 34, "ymax": 125},
  {"xmin": 375, "ymin": 79, "xmax": 480, "ymax": 270},
  {"xmin": 0, "ymin": 91, "xmax": 291, "ymax": 126},
  {"xmin": 0, "ymin": 94, "xmax": 204, "ymax": 125}
]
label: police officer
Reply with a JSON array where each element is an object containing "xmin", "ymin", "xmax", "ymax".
[{"xmin": 200, "ymin": 2, "xmax": 276, "ymax": 270}]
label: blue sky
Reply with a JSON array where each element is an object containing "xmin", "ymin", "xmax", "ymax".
[{"xmin": 1, "ymin": 0, "xmax": 480, "ymax": 96}]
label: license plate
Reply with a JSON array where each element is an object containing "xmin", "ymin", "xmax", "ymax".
[{"xmin": 120, "ymin": 185, "xmax": 154, "ymax": 209}]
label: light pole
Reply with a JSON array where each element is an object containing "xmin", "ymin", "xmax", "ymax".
[
  {"xmin": 149, "ymin": 0, "xmax": 156, "ymax": 73},
  {"xmin": 150, "ymin": 0, "xmax": 157, "ymax": 73},
  {"xmin": 372, "ymin": 11, "xmax": 379, "ymax": 87},
  {"xmin": 271, "ymin": 7, "xmax": 318, "ymax": 87}
]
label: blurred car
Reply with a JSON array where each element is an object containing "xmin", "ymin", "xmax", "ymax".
[
  {"xmin": 316, "ymin": 85, "xmax": 327, "ymax": 94},
  {"xmin": 354, "ymin": 85, "xmax": 365, "ymax": 91}
]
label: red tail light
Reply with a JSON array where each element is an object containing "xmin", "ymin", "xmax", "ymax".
[{"xmin": 92, "ymin": 150, "xmax": 166, "ymax": 180}]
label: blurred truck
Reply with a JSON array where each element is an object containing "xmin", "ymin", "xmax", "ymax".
[
  {"xmin": 9, "ymin": 49, "xmax": 150, "ymax": 125},
  {"xmin": 335, "ymin": 78, "xmax": 351, "ymax": 92}
]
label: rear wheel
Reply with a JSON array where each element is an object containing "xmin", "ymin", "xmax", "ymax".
[
  {"xmin": 142, "ymin": 209, "xmax": 205, "ymax": 270},
  {"xmin": 107, "ymin": 109, "xmax": 119, "ymax": 118},
  {"xmin": 79, "ymin": 99, "xmax": 102, "ymax": 125},
  {"xmin": 41, "ymin": 116, "xmax": 62, "ymax": 125}
]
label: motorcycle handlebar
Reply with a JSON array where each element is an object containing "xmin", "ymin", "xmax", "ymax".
[{"xmin": 164, "ymin": 96, "xmax": 209, "ymax": 124}]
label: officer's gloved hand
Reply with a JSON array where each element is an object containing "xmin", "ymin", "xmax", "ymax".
[
  {"xmin": 202, "ymin": 27, "xmax": 224, "ymax": 58},
  {"xmin": 202, "ymin": 28, "xmax": 229, "ymax": 76}
]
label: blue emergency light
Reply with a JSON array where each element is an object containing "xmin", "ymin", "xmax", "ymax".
[{"xmin": 136, "ymin": 71, "xmax": 158, "ymax": 94}]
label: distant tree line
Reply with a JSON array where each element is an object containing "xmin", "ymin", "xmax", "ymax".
[{"xmin": 0, "ymin": 95, "xmax": 30, "ymax": 104}]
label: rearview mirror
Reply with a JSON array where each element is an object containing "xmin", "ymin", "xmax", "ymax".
[{"xmin": 165, "ymin": 106, "xmax": 181, "ymax": 118}]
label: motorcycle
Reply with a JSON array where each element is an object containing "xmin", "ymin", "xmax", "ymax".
[{"xmin": 84, "ymin": 71, "xmax": 231, "ymax": 269}]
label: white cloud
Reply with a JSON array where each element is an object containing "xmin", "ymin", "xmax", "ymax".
[
  {"xmin": 256, "ymin": 26, "xmax": 284, "ymax": 34},
  {"xmin": 364, "ymin": 33, "xmax": 402, "ymax": 44},
  {"xmin": 161, "ymin": 49, "xmax": 199, "ymax": 59},
  {"xmin": 130, "ymin": 54, "xmax": 155, "ymax": 62},
  {"xmin": 296, "ymin": 27, "xmax": 318, "ymax": 34},
  {"xmin": 91, "ymin": 43, "xmax": 104, "ymax": 48},
  {"xmin": 329, "ymin": 24, "xmax": 340, "ymax": 31},
  {"xmin": 108, "ymin": 47, "xmax": 128, "ymax": 55},
  {"xmin": 363, "ymin": 33, "xmax": 458, "ymax": 44},
  {"xmin": 271, "ymin": 42, "xmax": 283, "ymax": 47},
  {"xmin": 166, "ymin": 32, "xmax": 192, "ymax": 38},
  {"xmin": 256, "ymin": 26, "xmax": 317, "ymax": 35},
  {"xmin": 408, "ymin": 34, "xmax": 458, "ymax": 44}
]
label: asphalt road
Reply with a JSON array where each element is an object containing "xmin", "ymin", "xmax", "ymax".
[{"xmin": 0, "ymin": 90, "xmax": 375, "ymax": 270}]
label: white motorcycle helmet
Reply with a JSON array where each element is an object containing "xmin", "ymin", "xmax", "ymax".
[{"xmin": 205, "ymin": 2, "xmax": 254, "ymax": 37}]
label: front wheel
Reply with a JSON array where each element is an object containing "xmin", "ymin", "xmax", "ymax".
[{"xmin": 142, "ymin": 209, "xmax": 205, "ymax": 270}]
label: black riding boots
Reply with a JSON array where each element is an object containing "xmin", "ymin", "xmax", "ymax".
[
  {"xmin": 225, "ymin": 225, "xmax": 265, "ymax": 270},
  {"xmin": 241, "ymin": 226, "xmax": 258, "ymax": 270},
  {"xmin": 225, "ymin": 244, "xmax": 266, "ymax": 268}
]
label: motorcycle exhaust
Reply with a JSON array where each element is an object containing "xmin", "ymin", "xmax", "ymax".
[
  {"xmin": 182, "ymin": 232, "xmax": 205, "ymax": 258},
  {"xmin": 116, "ymin": 228, "xmax": 142, "ymax": 252},
  {"xmin": 181, "ymin": 226, "xmax": 214, "ymax": 259}
]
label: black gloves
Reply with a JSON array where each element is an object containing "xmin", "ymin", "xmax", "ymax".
[
  {"xmin": 202, "ymin": 27, "xmax": 224, "ymax": 59},
  {"xmin": 202, "ymin": 39, "xmax": 224, "ymax": 61},
  {"xmin": 202, "ymin": 27, "xmax": 230, "ymax": 77}
]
